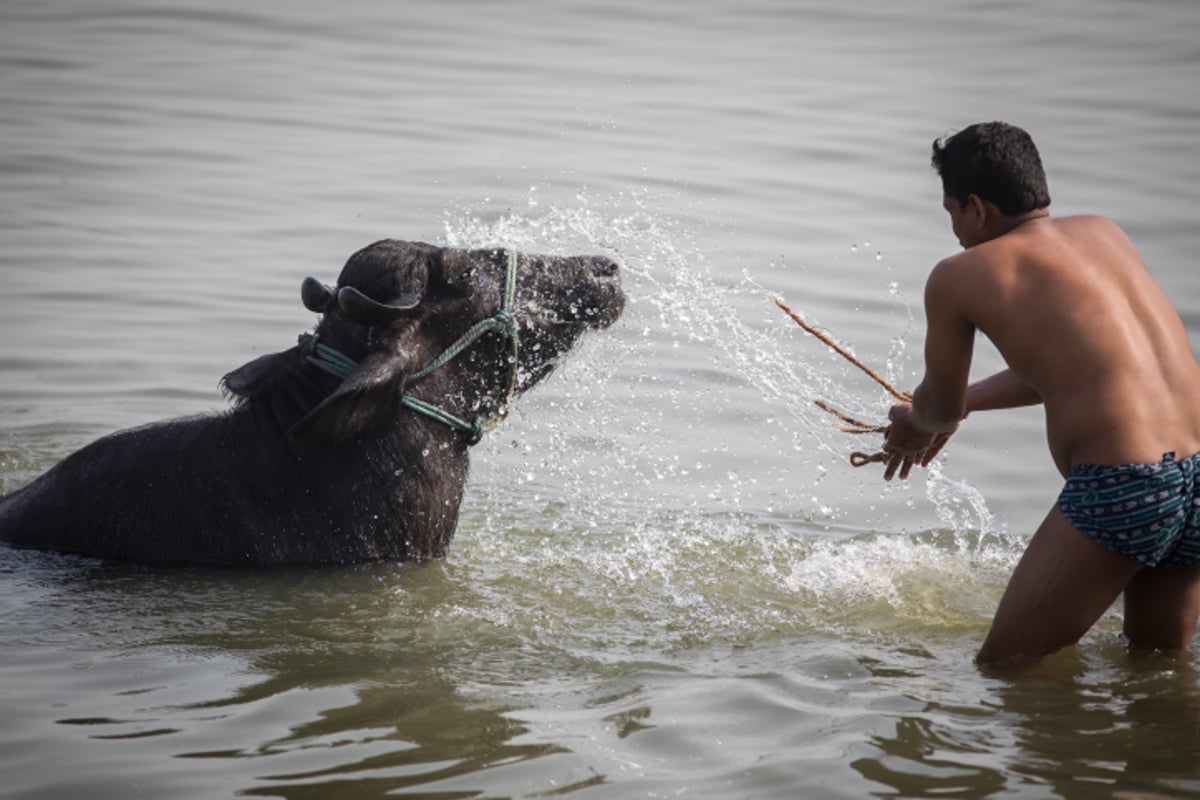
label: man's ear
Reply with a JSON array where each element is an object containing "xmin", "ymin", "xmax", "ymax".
[
  {"xmin": 966, "ymin": 193, "xmax": 988, "ymax": 223},
  {"xmin": 287, "ymin": 343, "xmax": 416, "ymax": 446},
  {"xmin": 964, "ymin": 191, "xmax": 984, "ymax": 217}
]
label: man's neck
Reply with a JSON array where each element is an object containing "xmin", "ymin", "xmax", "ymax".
[{"xmin": 997, "ymin": 209, "xmax": 1051, "ymax": 236}]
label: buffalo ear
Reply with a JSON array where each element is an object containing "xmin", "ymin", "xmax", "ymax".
[
  {"xmin": 287, "ymin": 344, "xmax": 414, "ymax": 445},
  {"xmin": 301, "ymin": 277, "xmax": 336, "ymax": 313},
  {"xmin": 221, "ymin": 349, "xmax": 299, "ymax": 403}
]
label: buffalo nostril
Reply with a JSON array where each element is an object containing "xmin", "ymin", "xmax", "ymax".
[{"xmin": 588, "ymin": 256, "xmax": 619, "ymax": 278}]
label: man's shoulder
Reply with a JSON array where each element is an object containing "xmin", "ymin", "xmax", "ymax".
[
  {"xmin": 926, "ymin": 235, "xmax": 1022, "ymax": 295},
  {"xmin": 930, "ymin": 247, "xmax": 989, "ymax": 278},
  {"xmin": 1055, "ymin": 213, "xmax": 1121, "ymax": 232},
  {"xmin": 926, "ymin": 250, "xmax": 987, "ymax": 300},
  {"xmin": 1057, "ymin": 213, "xmax": 1114, "ymax": 224}
]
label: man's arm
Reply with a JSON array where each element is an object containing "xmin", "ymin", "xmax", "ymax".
[
  {"xmin": 908, "ymin": 259, "xmax": 977, "ymax": 432},
  {"xmin": 964, "ymin": 368, "xmax": 1042, "ymax": 414},
  {"xmin": 882, "ymin": 259, "xmax": 977, "ymax": 480},
  {"xmin": 882, "ymin": 369, "xmax": 1041, "ymax": 482}
]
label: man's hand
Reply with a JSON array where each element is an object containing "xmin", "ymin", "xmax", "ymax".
[{"xmin": 882, "ymin": 403, "xmax": 955, "ymax": 481}]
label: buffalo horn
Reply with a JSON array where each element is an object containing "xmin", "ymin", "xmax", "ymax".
[{"xmin": 337, "ymin": 286, "xmax": 422, "ymax": 327}]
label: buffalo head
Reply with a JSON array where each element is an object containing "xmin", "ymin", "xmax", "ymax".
[{"xmin": 225, "ymin": 239, "xmax": 624, "ymax": 446}]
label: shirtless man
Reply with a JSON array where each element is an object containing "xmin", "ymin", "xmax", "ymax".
[{"xmin": 883, "ymin": 121, "xmax": 1200, "ymax": 667}]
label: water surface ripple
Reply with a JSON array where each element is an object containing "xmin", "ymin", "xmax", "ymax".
[{"xmin": 3, "ymin": 1, "xmax": 1200, "ymax": 797}]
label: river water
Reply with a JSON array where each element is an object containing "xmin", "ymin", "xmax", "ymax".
[{"xmin": 3, "ymin": 1, "xmax": 1200, "ymax": 797}]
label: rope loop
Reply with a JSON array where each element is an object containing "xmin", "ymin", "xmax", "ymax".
[
  {"xmin": 849, "ymin": 451, "xmax": 888, "ymax": 467},
  {"xmin": 297, "ymin": 249, "xmax": 522, "ymax": 446}
]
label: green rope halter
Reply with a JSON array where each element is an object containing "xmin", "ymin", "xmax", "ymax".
[{"xmin": 299, "ymin": 249, "xmax": 521, "ymax": 445}]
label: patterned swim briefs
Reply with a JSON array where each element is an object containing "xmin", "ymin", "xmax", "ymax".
[{"xmin": 1057, "ymin": 450, "xmax": 1200, "ymax": 567}]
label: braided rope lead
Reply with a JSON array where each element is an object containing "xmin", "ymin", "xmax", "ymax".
[
  {"xmin": 773, "ymin": 296, "xmax": 910, "ymax": 401},
  {"xmin": 299, "ymin": 332, "xmax": 356, "ymax": 378},
  {"xmin": 400, "ymin": 396, "xmax": 484, "ymax": 445},
  {"xmin": 773, "ymin": 295, "xmax": 911, "ymax": 467}
]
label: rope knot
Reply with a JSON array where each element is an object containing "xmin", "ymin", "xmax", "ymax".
[
  {"xmin": 467, "ymin": 418, "xmax": 485, "ymax": 446},
  {"xmin": 493, "ymin": 308, "xmax": 517, "ymax": 334}
]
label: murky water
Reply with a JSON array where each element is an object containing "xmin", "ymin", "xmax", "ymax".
[{"xmin": 3, "ymin": 1, "xmax": 1200, "ymax": 797}]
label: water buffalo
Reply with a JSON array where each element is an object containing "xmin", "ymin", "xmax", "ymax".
[{"xmin": 0, "ymin": 239, "xmax": 624, "ymax": 564}]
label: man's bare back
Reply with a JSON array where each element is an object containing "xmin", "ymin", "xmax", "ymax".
[
  {"xmin": 879, "ymin": 122, "xmax": 1200, "ymax": 667},
  {"xmin": 929, "ymin": 214, "xmax": 1200, "ymax": 475}
]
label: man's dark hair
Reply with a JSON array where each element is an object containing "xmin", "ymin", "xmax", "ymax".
[{"xmin": 931, "ymin": 122, "xmax": 1051, "ymax": 215}]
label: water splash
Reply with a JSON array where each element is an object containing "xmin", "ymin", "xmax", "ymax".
[
  {"xmin": 438, "ymin": 187, "xmax": 1022, "ymax": 650},
  {"xmin": 445, "ymin": 189, "xmax": 875, "ymax": 449}
]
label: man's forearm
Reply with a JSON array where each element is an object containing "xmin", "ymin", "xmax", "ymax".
[
  {"xmin": 908, "ymin": 380, "xmax": 966, "ymax": 433},
  {"xmin": 964, "ymin": 369, "xmax": 1042, "ymax": 414}
]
